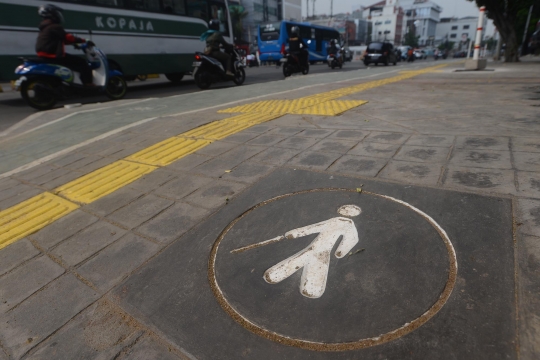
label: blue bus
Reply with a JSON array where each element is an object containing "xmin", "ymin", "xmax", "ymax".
[{"xmin": 258, "ymin": 21, "xmax": 341, "ymax": 64}]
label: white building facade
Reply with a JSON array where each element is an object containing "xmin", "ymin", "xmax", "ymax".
[
  {"xmin": 436, "ymin": 16, "xmax": 487, "ymax": 49},
  {"xmin": 280, "ymin": 0, "xmax": 302, "ymax": 21},
  {"xmin": 363, "ymin": 0, "xmax": 404, "ymax": 45},
  {"xmin": 400, "ymin": 0, "xmax": 442, "ymax": 46}
]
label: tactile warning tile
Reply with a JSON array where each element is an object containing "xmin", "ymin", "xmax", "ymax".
[
  {"xmin": 181, "ymin": 120, "xmax": 254, "ymax": 140},
  {"xmin": 0, "ymin": 192, "xmax": 78, "ymax": 250},
  {"xmin": 126, "ymin": 137, "xmax": 211, "ymax": 166},
  {"xmin": 291, "ymin": 100, "xmax": 368, "ymax": 116},
  {"xmin": 55, "ymin": 160, "xmax": 156, "ymax": 203},
  {"xmin": 218, "ymin": 99, "xmax": 322, "ymax": 114}
]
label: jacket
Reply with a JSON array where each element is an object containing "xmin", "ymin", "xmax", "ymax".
[
  {"xmin": 206, "ymin": 32, "xmax": 230, "ymax": 52},
  {"xmin": 35, "ymin": 19, "xmax": 85, "ymax": 58},
  {"xmin": 288, "ymin": 36, "xmax": 306, "ymax": 53}
]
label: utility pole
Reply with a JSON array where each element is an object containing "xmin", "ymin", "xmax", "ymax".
[
  {"xmin": 330, "ymin": 0, "xmax": 333, "ymax": 18},
  {"xmin": 522, "ymin": 5, "xmax": 534, "ymax": 55},
  {"xmin": 312, "ymin": 0, "xmax": 316, "ymax": 18},
  {"xmin": 306, "ymin": 0, "xmax": 309, "ymax": 20}
]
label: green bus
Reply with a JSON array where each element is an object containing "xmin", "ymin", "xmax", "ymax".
[{"xmin": 0, "ymin": 0, "xmax": 233, "ymax": 82}]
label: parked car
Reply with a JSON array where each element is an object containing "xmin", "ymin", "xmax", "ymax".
[
  {"xmin": 414, "ymin": 50, "xmax": 427, "ymax": 60},
  {"xmin": 453, "ymin": 51, "xmax": 467, "ymax": 58},
  {"xmin": 398, "ymin": 46, "xmax": 411, "ymax": 60},
  {"xmin": 364, "ymin": 42, "xmax": 398, "ymax": 66}
]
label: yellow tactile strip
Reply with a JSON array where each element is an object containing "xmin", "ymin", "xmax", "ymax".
[
  {"xmin": 0, "ymin": 193, "xmax": 79, "ymax": 249},
  {"xmin": 0, "ymin": 64, "xmax": 447, "ymax": 250}
]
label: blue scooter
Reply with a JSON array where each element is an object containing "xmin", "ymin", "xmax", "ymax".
[{"xmin": 14, "ymin": 43, "xmax": 127, "ymax": 110}]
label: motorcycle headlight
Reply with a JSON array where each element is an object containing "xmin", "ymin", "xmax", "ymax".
[{"xmin": 15, "ymin": 65, "xmax": 25, "ymax": 73}]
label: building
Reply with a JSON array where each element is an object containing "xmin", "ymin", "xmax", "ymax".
[
  {"xmin": 436, "ymin": 16, "xmax": 487, "ymax": 49},
  {"xmin": 400, "ymin": 0, "xmax": 442, "ymax": 46},
  {"xmin": 362, "ymin": 0, "xmax": 404, "ymax": 45},
  {"xmin": 280, "ymin": 0, "xmax": 302, "ymax": 22}
]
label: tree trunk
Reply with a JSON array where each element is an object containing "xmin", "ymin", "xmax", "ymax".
[{"xmin": 491, "ymin": 10, "xmax": 520, "ymax": 62}]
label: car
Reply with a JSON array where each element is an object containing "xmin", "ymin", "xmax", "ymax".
[
  {"xmin": 364, "ymin": 42, "xmax": 398, "ymax": 66},
  {"xmin": 414, "ymin": 50, "xmax": 427, "ymax": 60},
  {"xmin": 343, "ymin": 48, "xmax": 353, "ymax": 62}
]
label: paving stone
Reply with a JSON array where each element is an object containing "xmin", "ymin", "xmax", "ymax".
[
  {"xmin": 220, "ymin": 144, "xmax": 266, "ymax": 161},
  {"xmin": 137, "ymin": 203, "xmax": 211, "ymax": 244},
  {"xmin": 50, "ymin": 153, "xmax": 87, "ymax": 168},
  {"xmin": 287, "ymin": 151, "xmax": 342, "ymax": 170},
  {"xmin": 297, "ymin": 129, "xmax": 335, "ymax": 138},
  {"xmin": 127, "ymin": 169, "xmax": 178, "ymax": 192},
  {"xmin": 512, "ymin": 137, "xmax": 540, "ymax": 153},
  {"xmin": 517, "ymin": 199, "xmax": 540, "ymax": 238},
  {"xmin": 30, "ymin": 210, "xmax": 99, "ymax": 250},
  {"xmin": 378, "ymin": 160, "xmax": 443, "ymax": 186},
  {"xmin": 0, "ymin": 178, "xmax": 21, "ymax": 193},
  {"xmin": 328, "ymin": 130, "xmax": 368, "ymax": 140},
  {"xmin": 449, "ymin": 149, "xmax": 512, "ymax": 170},
  {"xmin": 194, "ymin": 141, "xmax": 237, "ymax": 157},
  {"xmin": 191, "ymin": 156, "xmax": 249, "ymax": 178},
  {"xmin": 28, "ymin": 300, "xmax": 141, "ymax": 360},
  {"xmin": 221, "ymin": 162, "xmax": 275, "ymax": 184},
  {"xmin": 63, "ymin": 155, "xmax": 105, "ymax": 171},
  {"xmin": 247, "ymin": 134, "xmax": 288, "ymax": 146},
  {"xmin": 107, "ymin": 194, "xmax": 174, "ymax": 229},
  {"xmin": 249, "ymin": 147, "xmax": 303, "ymax": 166},
  {"xmin": 513, "ymin": 152, "xmax": 540, "ymax": 172},
  {"xmin": 51, "ymin": 222, "xmax": 126, "ymax": 266},
  {"xmin": 405, "ymin": 135, "xmax": 455, "ymax": 148},
  {"xmin": 0, "ymin": 239, "xmax": 39, "ymax": 276},
  {"xmin": 184, "ymin": 180, "xmax": 248, "ymax": 209},
  {"xmin": 167, "ymin": 154, "xmax": 212, "ymax": 172},
  {"xmin": 266, "ymin": 127, "xmax": 304, "ymax": 136},
  {"xmin": 455, "ymin": 136, "xmax": 510, "ymax": 151},
  {"xmin": 118, "ymin": 335, "xmax": 180, "ymax": 360},
  {"xmin": 327, "ymin": 155, "xmax": 388, "ymax": 177},
  {"xmin": 394, "ymin": 145, "xmax": 451, "ymax": 164},
  {"xmin": 309, "ymin": 139, "xmax": 359, "ymax": 154},
  {"xmin": 517, "ymin": 171, "xmax": 540, "ymax": 199},
  {"xmin": 153, "ymin": 174, "xmax": 213, "ymax": 200},
  {"xmin": 84, "ymin": 187, "xmax": 145, "ymax": 217},
  {"xmin": 219, "ymin": 132, "xmax": 260, "ymax": 144},
  {"xmin": 444, "ymin": 167, "xmax": 516, "ymax": 194},
  {"xmin": 77, "ymin": 233, "xmax": 160, "ymax": 292},
  {"xmin": 348, "ymin": 142, "xmax": 400, "ymax": 159},
  {"xmin": 74, "ymin": 156, "xmax": 114, "ymax": 174},
  {"xmin": 0, "ymin": 183, "xmax": 39, "ymax": 203},
  {"xmin": 29, "ymin": 167, "xmax": 76, "ymax": 187},
  {"xmin": 0, "ymin": 256, "xmax": 64, "ymax": 313},
  {"xmin": 0, "ymin": 187, "xmax": 43, "ymax": 212},
  {"xmin": 275, "ymin": 136, "xmax": 321, "ymax": 150},
  {"xmin": 242, "ymin": 124, "xmax": 273, "ymax": 133},
  {"xmin": 14, "ymin": 164, "xmax": 58, "ymax": 182},
  {"xmin": 364, "ymin": 131, "xmax": 409, "ymax": 145},
  {"xmin": 0, "ymin": 274, "xmax": 98, "ymax": 359},
  {"xmin": 40, "ymin": 170, "xmax": 84, "ymax": 190}
]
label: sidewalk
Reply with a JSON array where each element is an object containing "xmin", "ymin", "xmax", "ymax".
[{"xmin": 0, "ymin": 60, "xmax": 539, "ymax": 359}]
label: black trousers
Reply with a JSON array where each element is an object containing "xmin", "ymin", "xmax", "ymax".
[{"xmin": 53, "ymin": 54, "xmax": 93, "ymax": 84}]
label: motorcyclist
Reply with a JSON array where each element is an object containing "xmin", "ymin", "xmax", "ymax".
[
  {"xmin": 35, "ymin": 4, "xmax": 94, "ymax": 86},
  {"xmin": 287, "ymin": 26, "xmax": 308, "ymax": 67},
  {"xmin": 201, "ymin": 19, "xmax": 234, "ymax": 76},
  {"xmin": 327, "ymin": 39, "xmax": 342, "ymax": 65}
]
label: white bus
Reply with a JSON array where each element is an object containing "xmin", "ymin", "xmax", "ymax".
[{"xmin": 0, "ymin": 0, "xmax": 233, "ymax": 82}]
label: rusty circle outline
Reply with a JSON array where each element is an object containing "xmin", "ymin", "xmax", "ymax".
[{"xmin": 208, "ymin": 188, "xmax": 458, "ymax": 351}]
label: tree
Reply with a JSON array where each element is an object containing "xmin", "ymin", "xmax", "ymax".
[
  {"xmin": 229, "ymin": 6, "xmax": 248, "ymax": 41},
  {"xmin": 438, "ymin": 41, "xmax": 455, "ymax": 51},
  {"xmin": 403, "ymin": 32, "xmax": 420, "ymax": 48}
]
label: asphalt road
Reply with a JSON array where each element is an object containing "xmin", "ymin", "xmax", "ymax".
[{"xmin": 0, "ymin": 60, "xmax": 417, "ymax": 133}]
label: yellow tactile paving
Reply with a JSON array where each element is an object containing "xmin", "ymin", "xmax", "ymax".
[
  {"xmin": 0, "ymin": 193, "xmax": 78, "ymax": 250},
  {"xmin": 127, "ymin": 137, "xmax": 211, "ymax": 166},
  {"xmin": 219, "ymin": 99, "xmax": 322, "ymax": 114},
  {"xmin": 55, "ymin": 160, "xmax": 156, "ymax": 204},
  {"xmin": 291, "ymin": 100, "xmax": 368, "ymax": 116}
]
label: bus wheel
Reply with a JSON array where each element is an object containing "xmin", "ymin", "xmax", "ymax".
[
  {"xmin": 21, "ymin": 79, "xmax": 56, "ymax": 111},
  {"xmin": 165, "ymin": 73, "xmax": 185, "ymax": 83},
  {"xmin": 233, "ymin": 68, "xmax": 246, "ymax": 86},
  {"xmin": 195, "ymin": 71, "xmax": 211, "ymax": 89},
  {"xmin": 105, "ymin": 76, "xmax": 127, "ymax": 100},
  {"xmin": 137, "ymin": 74, "xmax": 148, "ymax": 81}
]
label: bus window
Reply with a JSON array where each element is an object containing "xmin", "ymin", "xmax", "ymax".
[
  {"xmin": 260, "ymin": 23, "xmax": 280, "ymax": 41},
  {"xmin": 125, "ymin": 0, "xmax": 160, "ymax": 11},
  {"xmin": 162, "ymin": 0, "xmax": 186, "ymax": 14},
  {"xmin": 187, "ymin": 0, "xmax": 209, "ymax": 20},
  {"xmin": 209, "ymin": 1, "xmax": 230, "ymax": 36}
]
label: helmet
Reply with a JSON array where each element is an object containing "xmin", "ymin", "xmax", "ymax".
[
  {"xmin": 330, "ymin": 39, "xmax": 336, "ymax": 45},
  {"xmin": 38, "ymin": 4, "xmax": 64, "ymax": 24},
  {"xmin": 209, "ymin": 19, "xmax": 220, "ymax": 31},
  {"xmin": 290, "ymin": 26, "xmax": 299, "ymax": 37}
]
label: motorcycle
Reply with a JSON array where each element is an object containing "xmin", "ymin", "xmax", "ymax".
[
  {"xmin": 14, "ymin": 43, "xmax": 127, "ymax": 111},
  {"xmin": 192, "ymin": 47, "xmax": 246, "ymax": 90},
  {"xmin": 280, "ymin": 50, "xmax": 309, "ymax": 77},
  {"xmin": 327, "ymin": 53, "xmax": 342, "ymax": 69}
]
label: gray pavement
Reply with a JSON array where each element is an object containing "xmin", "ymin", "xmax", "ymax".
[{"xmin": 1, "ymin": 58, "xmax": 540, "ymax": 359}]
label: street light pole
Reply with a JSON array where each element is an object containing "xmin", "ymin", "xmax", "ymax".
[{"xmin": 331, "ymin": 0, "xmax": 333, "ymax": 18}]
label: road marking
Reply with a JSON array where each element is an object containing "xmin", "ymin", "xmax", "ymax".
[{"xmin": 0, "ymin": 64, "xmax": 447, "ymax": 250}]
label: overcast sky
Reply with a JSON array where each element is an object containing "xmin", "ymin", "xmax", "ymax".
[{"xmin": 302, "ymin": 0, "xmax": 481, "ymax": 18}]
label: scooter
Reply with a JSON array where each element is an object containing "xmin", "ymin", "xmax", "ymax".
[
  {"xmin": 280, "ymin": 50, "xmax": 309, "ymax": 77},
  {"xmin": 14, "ymin": 43, "xmax": 127, "ymax": 111},
  {"xmin": 327, "ymin": 54, "xmax": 342, "ymax": 69},
  {"xmin": 192, "ymin": 47, "xmax": 246, "ymax": 90}
]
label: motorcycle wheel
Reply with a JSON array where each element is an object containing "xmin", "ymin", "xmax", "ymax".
[
  {"xmin": 283, "ymin": 65, "xmax": 291, "ymax": 77},
  {"xmin": 21, "ymin": 79, "xmax": 56, "ymax": 111},
  {"xmin": 339, "ymin": 62, "xmax": 343, "ymax": 69},
  {"xmin": 302, "ymin": 64, "xmax": 309, "ymax": 75},
  {"xmin": 105, "ymin": 75, "xmax": 127, "ymax": 100},
  {"xmin": 233, "ymin": 68, "xmax": 246, "ymax": 86},
  {"xmin": 331, "ymin": 62, "xmax": 335, "ymax": 70},
  {"xmin": 195, "ymin": 71, "xmax": 211, "ymax": 89}
]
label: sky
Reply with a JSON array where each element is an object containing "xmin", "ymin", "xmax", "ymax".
[{"xmin": 302, "ymin": 0, "xmax": 482, "ymax": 18}]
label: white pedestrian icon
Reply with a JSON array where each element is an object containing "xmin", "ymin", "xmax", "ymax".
[{"xmin": 262, "ymin": 205, "xmax": 361, "ymax": 299}]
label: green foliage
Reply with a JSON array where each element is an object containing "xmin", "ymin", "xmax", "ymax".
[
  {"xmin": 403, "ymin": 32, "xmax": 420, "ymax": 48},
  {"xmin": 229, "ymin": 6, "xmax": 248, "ymax": 41}
]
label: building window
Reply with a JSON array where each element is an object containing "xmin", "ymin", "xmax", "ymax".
[
  {"xmin": 463, "ymin": 25, "xmax": 470, "ymax": 29},
  {"xmin": 450, "ymin": 34, "xmax": 457, "ymax": 38},
  {"xmin": 375, "ymin": 21, "xmax": 382, "ymax": 25},
  {"xmin": 385, "ymin": 20, "xmax": 391, "ymax": 24},
  {"xmin": 451, "ymin": 25, "xmax": 458, "ymax": 30}
]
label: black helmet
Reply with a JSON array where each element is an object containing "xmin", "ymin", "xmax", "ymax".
[
  {"xmin": 38, "ymin": 4, "xmax": 64, "ymax": 24},
  {"xmin": 330, "ymin": 39, "xmax": 336, "ymax": 45},
  {"xmin": 209, "ymin": 19, "xmax": 220, "ymax": 31},
  {"xmin": 290, "ymin": 26, "xmax": 299, "ymax": 37}
]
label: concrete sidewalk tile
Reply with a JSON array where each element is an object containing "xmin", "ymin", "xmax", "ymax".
[
  {"xmin": 219, "ymin": 132, "xmax": 260, "ymax": 144},
  {"xmin": 0, "ymin": 183, "xmax": 40, "ymax": 203},
  {"xmin": 84, "ymin": 187, "xmax": 145, "ymax": 217},
  {"xmin": 364, "ymin": 132, "xmax": 408, "ymax": 145},
  {"xmin": 267, "ymin": 127, "xmax": 304, "ymax": 136},
  {"xmin": 127, "ymin": 169, "xmax": 178, "ymax": 192},
  {"xmin": 74, "ymin": 156, "xmax": 114, "ymax": 174},
  {"xmin": 118, "ymin": 335, "xmax": 180, "ymax": 360},
  {"xmin": 51, "ymin": 153, "xmax": 87, "ymax": 168},
  {"xmin": 394, "ymin": 145, "xmax": 451, "ymax": 164},
  {"xmin": 137, "ymin": 203, "xmax": 210, "ymax": 244},
  {"xmin": 455, "ymin": 136, "xmax": 510, "ymax": 151},
  {"xmin": 30, "ymin": 210, "xmax": 99, "ymax": 250},
  {"xmin": 167, "ymin": 154, "xmax": 212, "ymax": 172},
  {"xmin": 77, "ymin": 233, "xmax": 159, "ymax": 292},
  {"xmin": 0, "ymin": 256, "xmax": 64, "ymax": 313},
  {"xmin": 275, "ymin": 136, "xmax": 320, "ymax": 150},
  {"xmin": 287, "ymin": 151, "xmax": 342, "ymax": 170},
  {"xmin": 153, "ymin": 174, "xmax": 213, "ymax": 200},
  {"xmin": 517, "ymin": 199, "xmax": 540, "ymax": 238},
  {"xmin": 327, "ymin": 155, "xmax": 388, "ymax": 177},
  {"xmin": 221, "ymin": 163, "xmax": 275, "ymax": 184},
  {"xmin": 513, "ymin": 152, "xmax": 540, "ymax": 172},
  {"xmin": 249, "ymin": 147, "xmax": 302, "ymax": 166},
  {"xmin": 14, "ymin": 164, "xmax": 58, "ymax": 182},
  {"xmin": 27, "ymin": 300, "xmax": 141, "ymax": 360},
  {"xmin": 297, "ymin": 129, "xmax": 335, "ymax": 138},
  {"xmin": 30, "ymin": 167, "xmax": 74, "ymax": 186},
  {"xmin": 444, "ymin": 166, "xmax": 516, "ymax": 194},
  {"xmin": 107, "ymin": 195, "xmax": 174, "ymax": 230},
  {"xmin": 0, "ymin": 274, "xmax": 98, "ymax": 359},
  {"xmin": 63, "ymin": 155, "xmax": 104, "ymax": 171},
  {"xmin": 220, "ymin": 144, "xmax": 266, "ymax": 161},
  {"xmin": 309, "ymin": 139, "xmax": 359, "ymax": 154},
  {"xmin": 328, "ymin": 130, "xmax": 368, "ymax": 140},
  {"xmin": 0, "ymin": 239, "xmax": 39, "ymax": 276},
  {"xmin": 449, "ymin": 149, "xmax": 513, "ymax": 170},
  {"xmin": 0, "ymin": 179, "xmax": 21, "ymax": 193},
  {"xmin": 51, "ymin": 221, "xmax": 126, "ymax": 266},
  {"xmin": 242, "ymin": 124, "xmax": 273, "ymax": 133},
  {"xmin": 348, "ymin": 142, "xmax": 400, "ymax": 159},
  {"xmin": 246, "ymin": 134, "xmax": 288, "ymax": 146},
  {"xmin": 191, "ymin": 156, "xmax": 247, "ymax": 178},
  {"xmin": 512, "ymin": 137, "xmax": 540, "ymax": 153},
  {"xmin": 100, "ymin": 145, "xmax": 140, "ymax": 161},
  {"xmin": 194, "ymin": 141, "xmax": 237, "ymax": 157},
  {"xmin": 184, "ymin": 180, "xmax": 248, "ymax": 209},
  {"xmin": 40, "ymin": 170, "xmax": 84, "ymax": 190},
  {"xmin": 378, "ymin": 160, "xmax": 442, "ymax": 186},
  {"xmin": 406, "ymin": 135, "xmax": 454, "ymax": 148},
  {"xmin": 0, "ymin": 187, "xmax": 45, "ymax": 212},
  {"xmin": 517, "ymin": 171, "xmax": 540, "ymax": 199}
]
